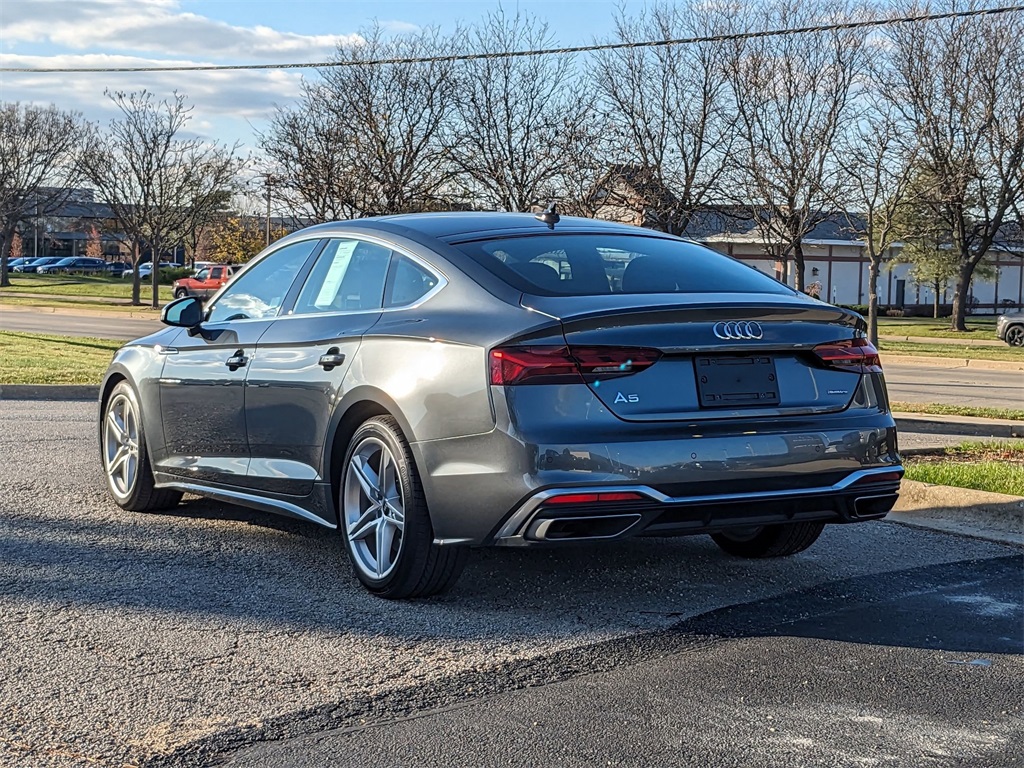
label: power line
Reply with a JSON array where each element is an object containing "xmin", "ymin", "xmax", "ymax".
[{"xmin": 2, "ymin": 5, "xmax": 1022, "ymax": 74}]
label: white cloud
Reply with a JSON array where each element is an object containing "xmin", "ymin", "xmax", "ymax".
[
  {"xmin": 2, "ymin": 0, "xmax": 363, "ymax": 61},
  {"xmin": 0, "ymin": 50, "xmax": 308, "ymax": 148}
]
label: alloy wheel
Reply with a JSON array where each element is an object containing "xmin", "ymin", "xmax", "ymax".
[
  {"xmin": 1007, "ymin": 326, "xmax": 1024, "ymax": 347},
  {"xmin": 343, "ymin": 437, "xmax": 406, "ymax": 580},
  {"xmin": 104, "ymin": 393, "xmax": 140, "ymax": 498}
]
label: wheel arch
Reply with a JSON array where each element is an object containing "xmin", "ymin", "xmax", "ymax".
[{"xmin": 324, "ymin": 386, "xmax": 418, "ymax": 523}]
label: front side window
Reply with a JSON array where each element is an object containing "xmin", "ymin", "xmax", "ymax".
[
  {"xmin": 194, "ymin": 268, "xmax": 210, "ymax": 281},
  {"xmin": 292, "ymin": 238, "xmax": 392, "ymax": 315},
  {"xmin": 206, "ymin": 240, "xmax": 318, "ymax": 323},
  {"xmin": 452, "ymin": 234, "xmax": 794, "ymax": 297}
]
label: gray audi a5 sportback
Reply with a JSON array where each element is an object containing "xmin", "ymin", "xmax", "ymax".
[{"xmin": 99, "ymin": 212, "xmax": 903, "ymax": 598}]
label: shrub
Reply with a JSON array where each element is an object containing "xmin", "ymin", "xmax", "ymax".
[{"xmin": 160, "ymin": 267, "xmax": 193, "ymax": 284}]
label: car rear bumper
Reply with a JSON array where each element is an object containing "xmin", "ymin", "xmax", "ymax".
[
  {"xmin": 412, "ymin": 411, "xmax": 902, "ymax": 547},
  {"xmin": 491, "ymin": 467, "xmax": 902, "ymax": 546}
]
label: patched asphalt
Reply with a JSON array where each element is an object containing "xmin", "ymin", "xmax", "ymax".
[{"xmin": 0, "ymin": 400, "xmax": 1020, "ymax": 768}]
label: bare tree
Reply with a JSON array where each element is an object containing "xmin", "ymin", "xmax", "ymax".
[
  {"xmin": 259, "ymin": 85, "xmax": 355, "ymax": 222},
  {"xmin": 591, "ymin": 2, "xmax": 734, "ymax": 234},
  {"xmin": 835, "ymin": 104, "xmax": 918, "ymax": 344},
  {"xmin": 80, "ymin": 91, "xmax": 244, "ymax": 306},
  {"xmin": 450, "ymin": 10, "xmax": 595, "ymax": 212},
  {"xmin": 880, "ymin": 1, "xmax": 1024, "ymax": 330},
  {"xmin": 0, "ymin": 103, "xmax": 84, "ymax": 286},
  {"xmin": 724, "ymin": 0, "xmax": 864, "ymax": 292},
  {"xmin": 329, "ymin": 26, "xmax": 463, "ymax": 215}
]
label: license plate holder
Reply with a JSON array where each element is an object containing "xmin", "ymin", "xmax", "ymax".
[{"xmin": 695, "ymin": 355, "xmax": 780, "ymax": 408}]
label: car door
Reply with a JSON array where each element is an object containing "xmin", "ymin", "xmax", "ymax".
[
  {"xmin": 243, "ymin": 237, "xmax": 395, "ymax": 498},
  {"xmin": 154, "ymin": 238, "xmax": 324, "ymax": 487},
  {"xmin": 202, "ymin": 266, "xmax": 224, "ymax": 298}
]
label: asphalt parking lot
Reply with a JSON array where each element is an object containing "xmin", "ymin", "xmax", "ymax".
[{"xmin": 1, "ymin": 400, "xmax": 1021, "ymax": 768}]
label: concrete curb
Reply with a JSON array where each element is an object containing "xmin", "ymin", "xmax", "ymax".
[
  {"xmin": 883, "ymin": 354, "xmax": 1024, "ymax": 371},
  {"xmin": 878, "ymin": 333, "xmax": 1005, "ymax": 348},
  {"xmin": 0, "ymin": 384, "xmax": 99, "ymax": 401},
  {"xmin": 887, "ymin": 479, "xmax": 1023, "ymax": 547},
  {"xmin": 893, "ymin": 412, "xmax": 1024, "ymax": 439}
]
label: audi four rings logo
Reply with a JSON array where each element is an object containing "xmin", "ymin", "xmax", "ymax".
[{"xmin": 713, "ymin": 321, "xmax": 764, "ymax": 340}]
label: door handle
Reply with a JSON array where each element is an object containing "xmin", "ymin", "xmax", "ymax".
[
  {"xmin": 318, "ymin": 347, "xmax": 346, "ymax": 371},
  {"xmin": 225, "ymin": 350, "xmax": 248, "ymax": 371}
]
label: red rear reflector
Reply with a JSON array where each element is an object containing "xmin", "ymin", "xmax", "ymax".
[
  {"xmin": 851, "ymin": 471, "xmax": 903, "ymax": 485},
  {"xmin": 545, "ymin": 491, "xmax": 646, "ymax": 505},
  {"xmin": 490, "ymin": 345, "xmax": 661, "ymax": 385},
  {"xmin": 812, "ymin": 338, "xmax": 882, "ymax": 374}
]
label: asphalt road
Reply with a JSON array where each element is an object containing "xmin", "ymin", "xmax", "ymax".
[
  {"xmin": 221, "ymin": 556, "xmax": 1023, "ymax": 768},
  {"xmin": 0, "ymin": 307, "xmax": 160, "ymax": 339},
  {"xmin": 0, "ymin": 400, "xmax": 1021, "ymax": 768},
  {"xmin": 884, "ymin": 363, "xmax": 1024, "ymax": 410}
]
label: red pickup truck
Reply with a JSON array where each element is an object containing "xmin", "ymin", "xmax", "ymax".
[{"xmin": 172, "ymin": 265, "xmax": 237, "ymax": 300}]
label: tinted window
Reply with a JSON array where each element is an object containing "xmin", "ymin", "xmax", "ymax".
[
  {"xmin": 206, "ymin": 240, "xmax": 318, "ymax": 323},
  {"xmin": 385, "ymin": 256, "xmax": 439, "ymax": 307},
  {"xmin": 452, "ymin": 234, "xmax": 792, "ymax": 296},
  {"xmin": 293, "ymin": 238, "xmax": 392, "ymax": 315}
]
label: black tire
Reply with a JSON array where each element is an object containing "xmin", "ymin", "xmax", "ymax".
[
  {"xmin": 711, "ymin": 522, "xmax": 825, "ymax": 558},
  {"xmin": 101, "ymin": 380, "xmax": 183, "ymax": 512},
  {"xmin": 1006, "ymin": 325, "xmax": 1024, "ymax": 347},
  {"xmin": 174, "ymin": 287, "xmax": 189, "ymax": 299},
  {"xmin": 339, "ymin": 416, "xmax": 467, "ymax": 599}
]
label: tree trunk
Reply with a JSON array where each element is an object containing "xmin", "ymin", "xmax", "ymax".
[
  {"xmin": 867, "ymin": 256, "xmax": 880, "ymax": 347},
  {"xmin": 933, "ymin": 280, "xmax": 940, "ymax": 320},
  {"xmin": 131, "ymin": 240, "xmax": 142, "ymax": 306},
  {"xmin": 0, "ymin": 227, "xmax": 13, "ymax": 288},
  {"xmin": 792, "ymin": 240, "xmax": 805, "ymax": 293},
  {"xmin": 151, "ymin": 234, "xmax": 160, "ymax": 310},
  {"xmin": 949, "ymin": 262, "xmax": 973, "ymax": 331}
]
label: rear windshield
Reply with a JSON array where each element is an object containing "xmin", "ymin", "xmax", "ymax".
[{"xmin": 451, "ymin": 234, "xmax": 792, "ymax": 296}]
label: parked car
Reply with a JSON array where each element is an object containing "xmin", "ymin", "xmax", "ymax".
[
  {"xmin": 12, "ymin": 257, "xmax": 61, "ymax": 273},
  {"xmin": 172, "ymin": 264, "xmax": 237, "ymax": 299},
  {"xmin": 99, "ymin": 212, "xmax": 903, "ymax": 599},
  {"xmin": 105, "ymin": 261, "xmax": 131, "ymax": 277},
  {"xmin": 996, "ymin": 310, "xmax": 1024, "ymax": 347},
  {"xmin": 37, "ymin": 257, "xmax": 107, "ymax": 274},
  {"xmin": 122, "ymin": 261, "xmax": 175, "ymax": 279},
  {"xmin": 7, "ymin": 257, "xmax": 36, "ymax": 270}
]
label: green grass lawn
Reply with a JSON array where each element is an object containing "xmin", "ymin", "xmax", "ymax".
[
  {"xmin": 877, "ymin": 316, "xmax": 999, "ymax": 340},
  {"xmin": 891, "ymin": 401, "xmax": 1024, "ymax": 421},
  {"xmin": 905, "ymin": 462, "xmax": 1024, "ymax": 496},
  {"xmin": 1, "ymin": 273, "xmax": 173, "ymax": 301},
  {"xmin": 0, "ymin": 331, "xmax": 122, "ymax": 385},
  {"xmin": 878, "ymin": 339, "xmax": 1024, "ymax": 362},
  {"xmin": 904, "ymin": 442, "xmax": 1024, "ymax": 496}
]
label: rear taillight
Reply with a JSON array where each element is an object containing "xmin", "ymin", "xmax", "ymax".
[
  {"xmin": 812, "ymin": 338, "xmax": 882, "ymax": 374},
  {"xmin": 489, "ymin": 345, "xmax": 661, "ymax": 385}
]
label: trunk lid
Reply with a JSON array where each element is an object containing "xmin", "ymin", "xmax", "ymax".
[{"xmin": 522, "ymin": 293, "xmax": 869, "ymax": 422}]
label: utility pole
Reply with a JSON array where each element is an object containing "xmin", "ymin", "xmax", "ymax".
[{"xmin": 264, "ymin": 174, "xmax": 273, "ymax": 246}]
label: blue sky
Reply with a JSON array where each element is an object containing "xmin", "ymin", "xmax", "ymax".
[{"xmin": 0, "ymin": 0, "xmax": 641, "ymax": 149}]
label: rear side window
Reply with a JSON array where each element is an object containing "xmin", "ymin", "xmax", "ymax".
[
  {"xmin": 451, "ymin": 234, "xmax": 792, "ymax": 296},
  {"xmin": 385, "ymin": 256, "xmax": 439, "ymax": 308}
]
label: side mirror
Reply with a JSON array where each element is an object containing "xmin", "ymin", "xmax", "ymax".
[{"xmin": 161, "ymin": 296, "xmax": 203, "ymax": 329}]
